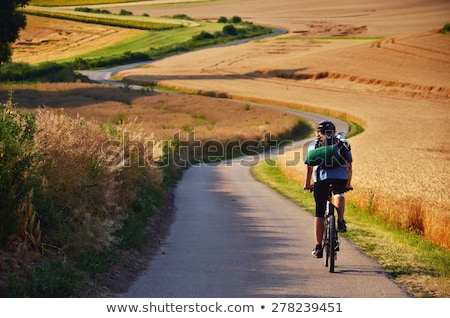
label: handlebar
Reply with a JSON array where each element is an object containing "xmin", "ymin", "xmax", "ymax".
[{"xmin": 304, "ymin": 187, "xmax": 353, "ymax": 193}]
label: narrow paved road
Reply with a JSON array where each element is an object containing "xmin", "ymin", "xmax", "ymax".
[
  {"xmin": 82, "ymin": 64, "xmax": 410, "ymax": 298},
  {"xmin": 119, "ymin": 109, "xmax": 409, "ymax": 298}
]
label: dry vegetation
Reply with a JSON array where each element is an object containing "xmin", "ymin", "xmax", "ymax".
[
  {"xmin": 1, "ymin": 81, "xmax": 304, "ymax": 232},
  {"xmin": 0, "ymin": 82, "xmax": 304, "ymax": 296},
  {"xmin": 0, "ymin": 94, "xmax": 165, "ymax": 296},
  {"xmin": 2, "ymin": 82, "xmax": 302, "ymax": 143},
  {"xmin": 33, "ymin": 109, "xmax": 162, "ymax": 252}
]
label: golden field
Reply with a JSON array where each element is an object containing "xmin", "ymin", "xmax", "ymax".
[
  {"xmin": 2, "ymin": 0, "xmax": 448, "ymax": 298},
  {"xmin": 120, "ymin": 31, "xmax": 450, "ymax": 249},
  {"xmin": 10, "ymin": 0, "xmax": 450, "ymax": 249},
  {"xmin": 112, "ymin": 0, "xmax": 450, "ymax": 249}
]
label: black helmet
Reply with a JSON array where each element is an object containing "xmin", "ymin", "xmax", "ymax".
[{"xmin": 317, "ymin": 120, "xmax": 335, "ymax": 135}]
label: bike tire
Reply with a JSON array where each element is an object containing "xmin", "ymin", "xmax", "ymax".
[
  {"xmin": 323, "ymin": 218, "xmax": 330, "ymax": 268},
  {"xmin": 328, "ymin": 215, "xmax": 336, "ymax": 273}
]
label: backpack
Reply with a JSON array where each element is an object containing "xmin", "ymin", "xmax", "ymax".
[{"xmin": 305, "ymin": 133, "xmax": 351, "ymax": 167}]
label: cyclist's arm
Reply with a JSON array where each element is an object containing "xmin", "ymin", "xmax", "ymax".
[
  {"xmin": 304, "ymin": 165, "xmax": 314, "ymax": 190},
  {"xmin": 346, "ymin": 162, "xmax": 353, "ymax": 190}
]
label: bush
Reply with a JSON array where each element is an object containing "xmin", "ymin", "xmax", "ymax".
[
  {"xmin": 230, "ymin": 16, "xmax": 242, "ymax": 24},
  {"xmin": 172, "ymin": 14, "xmax": 192, "ymax": 20},
  {"xmin": 0, "ymin": 62, "xmax": 81, "ymax": 82},
  {"xmin": 217, "ymin": 16, "xmax": 228, "ymax": 23},
  {"xmin": 0, "ymin": 95, "xmax": 171, "ymax": 296},
  {"xmin": 119, "ymin": 9, "xmax": 133, "ymax": 16},
  {"xmin": 74, "ymin": 7, "xmax": 111, "ymax": 14},
  {"xmin": 192, "ymin": 31, "xmax": 215, "ymax": 41},
  {"xmin": 222, "ymin": 24, "xmax": 238, "ymax": 36},
  {"xmin": 32, "ymin": 110, "xmax": 120, "ymax": 253},
  {"xmin": 0, "ymin": 91, "xmax": 41, "ymax": 246},
  {"xmin": 440, "ymin": 22, "xmax": 450, "ymax": 34}
]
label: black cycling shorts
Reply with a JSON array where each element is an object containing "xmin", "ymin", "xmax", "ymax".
[{"xmin": 314, "ymin": 179, "xmax": 347, "ymax": 218}]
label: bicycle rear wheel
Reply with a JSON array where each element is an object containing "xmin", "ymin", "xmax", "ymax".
[
  {"xmin": 323, "ymin": 217, "xmax": 330, "ymax": 268},
  {"xmin": 328, "ymin": 215, "xmax": 336, "ymax": 272}
]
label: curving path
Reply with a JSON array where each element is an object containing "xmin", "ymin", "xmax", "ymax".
[
  {"xmin": 81, "ymin": 53, "xmax": 410, "ymax": 299},
  {"xmin": 119, "ymin": 111, "xmax": 409, "ymax": 298}
]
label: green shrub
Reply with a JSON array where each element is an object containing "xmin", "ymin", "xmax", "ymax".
[
  {"xmin": 217, "ymin": 16, "xmax": 228, "ymax": 23},
  {"xmin": 119, "ymin": 9, "xmax": 133, "ymax": 16},
  {"xmin": 230, "ymin": 16, "xmax": 242, "ymax": 24},
  {"xmin": 172, "ymin": 14, "xmax": 192, "ymax": 20},
  {"xmin": 0, "ymin": 62, "xmax": 81, "ymax": 82},
  {"xmin": 223, "ymin": 24, "xmax": 238, "ymax": 36},
  {"xmin": 0, "ymin": 91, "xmax": 41, "ymax": 246},
  {"xmin": 74, "ymin": 7, "xmax": 111, "ymax": 14},
  {"xmin": 192, "ymin": 31, "xmax": 215, "ymax": 41},
  {"xmin": 440, "ymin": 22, "xmax": 450, "ymax": 34}
]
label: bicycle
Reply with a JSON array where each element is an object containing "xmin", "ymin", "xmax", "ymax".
[
  {"xmin": 307, "ymin": 186, "xmax": 352, "ymax": 272},
  {"xmin": 322, "ymin": 186, "xmax": 353, "ymax": 273}
]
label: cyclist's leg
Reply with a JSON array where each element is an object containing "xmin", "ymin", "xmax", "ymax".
[
  {"xmin": 331, "ymin": 179, "xmax": 347, "ymax": 231},
  {"xmin": 313, "ymin": 180, "xmax": 329, "ymax": 245}
]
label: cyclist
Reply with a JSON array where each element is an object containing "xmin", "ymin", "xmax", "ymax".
[{"xmin": 304, "ymin": 120, "xmax": 353, "ymax": 258}]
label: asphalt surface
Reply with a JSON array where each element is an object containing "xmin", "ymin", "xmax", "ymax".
[
  {"xmin": 120, "ymin": 113, "xmax": 409, "ymax": 298},
  {"xmin": 81, "ymin": 62, "xmax": 410, "ymax": 299}
]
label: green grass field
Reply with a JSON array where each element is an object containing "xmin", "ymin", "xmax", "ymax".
[{"xmin": 68, "ymin": 21, "xmax": 225, "ymax": 60}]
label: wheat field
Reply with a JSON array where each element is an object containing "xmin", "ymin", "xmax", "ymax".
[
  {"xmin": 118, "ymin": 27, "xmax": 450, "ymax": 250},
  {"xmin": 14, "ymin": 0, "xmax": 450, "ymax": 250}
]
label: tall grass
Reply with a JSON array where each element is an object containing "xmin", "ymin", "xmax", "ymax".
[
  {"xmin": 0, "ymin": 94, "xmax": 169, "ymax": 296},
  {"xmin": 0, "ymin": 83, "xmax": 306, "ymax": 296}
]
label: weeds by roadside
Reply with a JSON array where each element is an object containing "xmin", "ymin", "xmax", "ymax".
[
  {"xmin": 0, "ymin": 85, "xmax": 307, "ymax": 297},
  {"xmin": 0, "ymin": 92, "xmax": 169, "ymax": 297}
]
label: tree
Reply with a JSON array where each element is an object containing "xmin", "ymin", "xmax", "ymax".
[{"xmin": 0, "ymin": 0, "xmax": 30, "ymax": 65}]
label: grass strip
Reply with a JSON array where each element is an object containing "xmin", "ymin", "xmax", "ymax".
[
  {"xmin": 251, "ymin": 158, "xmax": 450, "ymax": 297},
  {"xmin": 23, "ymin": 8, "xmax": 183, "ymax": 30},
  {"xmin": 30, "ymin": 0, "xmax": 149, "ymax": 5}
]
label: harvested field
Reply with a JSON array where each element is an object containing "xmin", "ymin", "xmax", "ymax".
[
  {"xmin": 12, "ymin": 15, "xmax": 146, "ymax": 64},
  {"xmin": 114, "ymin": 0, "xmax": 450, "ymax": 250}
]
